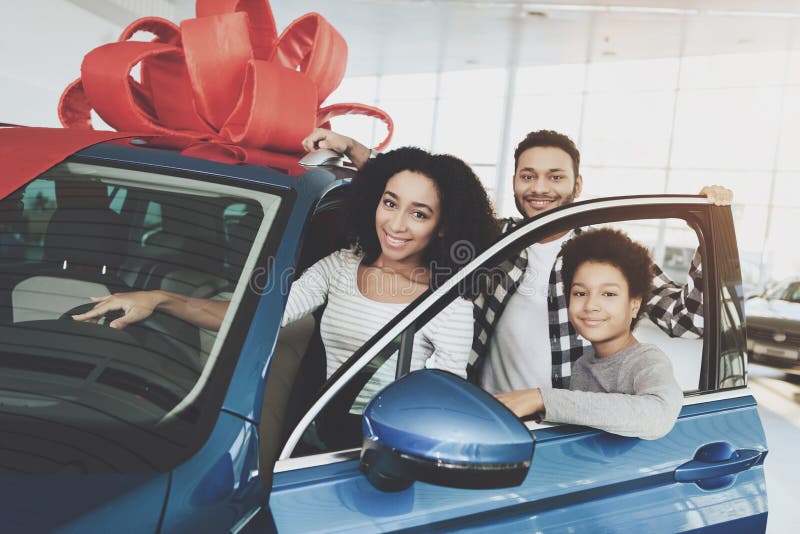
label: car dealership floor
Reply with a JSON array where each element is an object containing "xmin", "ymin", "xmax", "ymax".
[{"xmin": 750, "ymin": 365, "xmax": 800, "ymax": 533}]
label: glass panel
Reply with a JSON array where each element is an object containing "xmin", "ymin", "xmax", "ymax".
[
  {"xmin": 680, "ymin": 52, "xmax": 787, "ymax": 89},
  {"xmin": 323, "ymin": 75, "xmax": 378, "ymax": 106},
  {"xmin": 581, "ymin": 91, "xmax": 675, "ymax": 167},
  {"xmin": 438, "ymin": 68, "xmax": 507, "ymax": 99},
  {"xmin": 433, "ymin": 96, "xmax": 505, "ymax": 164},
  {"xmin": 293, "ymin": 335, "xmax": 401, "ymax": 457},
  {"xmin": 515, "ymin": 64, "xmax": 586, "ymax": 95},
  {"xmin": 507, "ymin": 93, "xmax": 584, "ymax": 155},
  {"xmin": 667, "ymin": 170, "xmax": 771, "ymax": 205},
  {"xmin": 378, "ymin": 98, "xmax": 436, "ymax": 151},
  {"xmin": 379, "ymin": 72, "xmax": 438, "ymax": 100},
  {"xmin": 593, "ymin": 218, "xmax": 704, "ymax": 392},
  {"xmin": 0, "ymin": 162, "xmax": 283, "ymax": 473},
  {"xmin": 670, "ymin": 87, "xmax": 782, "ymax": 170},
  {"xmin": 580, "ymin": 167, "xmax": 667, "ymax": 199},
  {"xmin": 587, "ymin": 58, "xmax": 679, "ymax": 92},
  {"xmin": 777, "ymin": 89, "xmax": 800, "ymax": 171},
  {"xmin": 773, "ymin": 172, "xmax": 800, "ymax": 208},
  {"xmin": 763, "ymin": 207, "xmax": 800, "ymax": 282}
]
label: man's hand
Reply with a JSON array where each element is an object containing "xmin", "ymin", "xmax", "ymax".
[
  {"xmin": 301, "ymin": 128, "xmax": 373, "ymax": 170},
  {"xmin": 699, "ymin": 185, "xmax": 733, "ymax": 206},
  {"xmin": 302, "ymin": 128, "xmax": 352, "ymax": 154},
  {"xmin": 494, "ymin": 388, "xmax": 545, "ymax": 419}
]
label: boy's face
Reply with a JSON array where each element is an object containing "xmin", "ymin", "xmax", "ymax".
[
  {"xmin": 513, "ymin": 146, "xmax": 582, "ymax": 219},
  {"xmin": 567, "ymin": 261, "xmax": 641, "ymax": 348}
]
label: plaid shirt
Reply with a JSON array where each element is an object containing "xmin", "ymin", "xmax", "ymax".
[{"xmin": 467, "ymin": 220, "xmax": 704, "ymax": 388}]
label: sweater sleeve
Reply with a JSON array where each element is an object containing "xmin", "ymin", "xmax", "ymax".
[
  {"xmin": 539, "ymin": 354, "xmax": 683, "ymax": 440},
  {"xmin": 281, "ymin": 250, "xmax": 349, "ymax": 327},
  {"xmin": 420, "ymin": 297, "xmax": 474, "ymax": 379}
]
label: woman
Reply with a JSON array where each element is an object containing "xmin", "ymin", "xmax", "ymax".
[{"xmin": 74, "ymin": 147, "xmax": 500, "ymax": 379}]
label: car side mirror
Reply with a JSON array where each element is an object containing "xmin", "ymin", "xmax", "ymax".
[{"xmin": 359, "ymin": 370, "xmax": 534, "ymax": 492}]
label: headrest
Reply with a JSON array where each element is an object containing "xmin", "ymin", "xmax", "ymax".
[{"xmin": 43, "ymin": 207, "xmax": 127, "ymax": 271}]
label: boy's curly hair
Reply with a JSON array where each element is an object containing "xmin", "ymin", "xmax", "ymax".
[
  {"xmin": 560, "ymin": 227, "xmax": 654, "ymax": 328},
  {"xmin": 347, "ymin": 147, "xmax": 500, "ymax": 290}
]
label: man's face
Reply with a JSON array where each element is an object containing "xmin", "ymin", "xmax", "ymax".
[{"xmin": 513, "ymin": 146, "xmax": 582, "ymax": 219}]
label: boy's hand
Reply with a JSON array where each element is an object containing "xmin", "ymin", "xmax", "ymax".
[{"xmin": 494, "ymin": 388, "xmax": 544, "ymax": 418}]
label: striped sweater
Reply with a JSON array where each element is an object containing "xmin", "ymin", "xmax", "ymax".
[{"xmin": 281, "ymin": 249, "xmax": 473, "ymax": 380}]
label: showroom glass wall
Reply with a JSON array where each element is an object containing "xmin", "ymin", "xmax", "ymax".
[{"xmin": 318, "ymin": 8, "xmax": 800, "ymax": 291}]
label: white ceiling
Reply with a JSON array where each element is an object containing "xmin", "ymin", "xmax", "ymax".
[{"xmin": 70, "ymin": 0, "xmax": 800, "ymax": 76}]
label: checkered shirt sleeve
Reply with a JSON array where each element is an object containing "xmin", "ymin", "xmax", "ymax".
[
  {"xmin": 645, "ymin": 248, "xmax": 704, "ymax": 339},
  {"xmin": 547, "ymin": 253, "xmax": 592, "ymax": 389}
]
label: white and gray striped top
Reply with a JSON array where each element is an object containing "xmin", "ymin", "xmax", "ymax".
[{"xmin": 281, "ymin": 249, "xmax": 474, "ymax": 380}]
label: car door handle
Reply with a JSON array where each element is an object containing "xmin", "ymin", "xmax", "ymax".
[{"xmin": 675, "ymin": 442, "xmax": 763, "ymax": 490}]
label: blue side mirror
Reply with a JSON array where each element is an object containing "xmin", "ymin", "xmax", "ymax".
[{"xmin": 360, "ymin": 370, "xmax": 534, "ymax": 492}]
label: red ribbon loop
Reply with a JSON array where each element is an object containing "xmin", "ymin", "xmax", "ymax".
[
  {"xmin": 58, "ymin": 0, "xmax": 393, "ymax": 159},
  {"xmin": 317, "ymin": 103, "xmax": 395, "ymax": 152}
]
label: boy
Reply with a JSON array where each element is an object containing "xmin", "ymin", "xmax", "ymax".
[{"xmin": 494, "ymin": 227, "xmax": 683, "ymax": 440}]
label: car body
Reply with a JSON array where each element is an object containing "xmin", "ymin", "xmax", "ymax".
[
  {"xmin": 746, "ymin": 277, "xmax": 800, "ymax": 373},
  {"xmin": 0, "ymin": 131, "xmax": 768, "ymax": 532}
]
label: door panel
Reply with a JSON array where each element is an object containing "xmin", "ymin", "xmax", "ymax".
[
  {"xmin": 269, "ymin": 394, "xmax": 767, "ymax": 532},
  {"xmin": 266, "ymin": 198, "xmax": 768, "ymax": 532}
]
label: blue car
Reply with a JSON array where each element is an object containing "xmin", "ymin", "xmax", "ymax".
[{"xmin": 0, "ymin": 133, "xmax": 768, "ymax": 532}]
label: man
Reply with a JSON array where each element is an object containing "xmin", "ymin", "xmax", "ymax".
[{"xmin": 301, "ymin": 128, "xmax": 732, "ymax": 393}]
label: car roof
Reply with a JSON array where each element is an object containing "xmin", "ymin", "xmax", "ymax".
[{"xmin": 74, "ymin": 139, "xmax": 320, "ymax": 192}]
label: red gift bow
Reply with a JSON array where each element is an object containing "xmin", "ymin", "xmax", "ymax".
[{"xmin": 57, "ymin": 0, "xmax": 394, "ymax": 168}]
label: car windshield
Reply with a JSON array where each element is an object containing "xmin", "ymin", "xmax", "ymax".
[{"xmin": 0, "ymin": 160, "xmax": 283, "ymax": 474}]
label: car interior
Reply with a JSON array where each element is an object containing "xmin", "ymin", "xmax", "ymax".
[{"xmin": 0, "ymin": 164, "xmax": 275, "ymax": 424}]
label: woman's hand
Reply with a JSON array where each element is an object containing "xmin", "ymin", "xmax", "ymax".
[
  {"xmin": 494, "ymin": 388, "xmax": 545, "ymax": 419},
  {"xmin": 72, "ymin": 291, "xmax": 167, "ymax": 329}
]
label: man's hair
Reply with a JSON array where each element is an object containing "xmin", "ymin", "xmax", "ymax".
[
  {"xmin": 560, "ymin": 227, "xmax": 653, "ymax": 328},
  {"xmin": 347, "ymin": 147, "xmax": 500, "ymax": 290},
  {"xmin": 513, "ymin": 130, "xmax": 580, "ymax": 177}
]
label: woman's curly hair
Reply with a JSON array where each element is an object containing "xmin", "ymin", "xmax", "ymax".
[
  {"xmin": 560, "ymin": 227, "xmax": 654, "ymax": 328},
  {"xmin": 347, "ymin": 147, "xmax": 500, "ymax": 289}
]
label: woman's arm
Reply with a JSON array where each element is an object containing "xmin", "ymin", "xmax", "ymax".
[{"xmin": 72, "ymin": 291, "xmax": 229, "ymax": 331}]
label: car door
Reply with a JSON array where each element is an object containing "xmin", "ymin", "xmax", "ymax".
[{"xmin": 261, "ymin": 196, "xmax": 768, "ymax": 533}]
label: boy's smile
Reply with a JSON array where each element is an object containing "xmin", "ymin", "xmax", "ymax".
[{"xmin": 568, "ymin": 261, "xmax": 641, "ymax": 357}]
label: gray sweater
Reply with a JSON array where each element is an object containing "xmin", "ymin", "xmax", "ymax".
[{"xmin": 539, "ymin": 342, "xmax": 683, "ymax": 440}]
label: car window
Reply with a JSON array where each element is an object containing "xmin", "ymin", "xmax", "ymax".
[
  {"xmin": 784, "ymin": 282, "xmax": 800, "ymax": 303},
  {"xmin": 291, "ymin": 335, "xmax": 402, "ymax": 457},
  {"xmin": 0, "ymin": 161, "xmax": 284, "ymax": 474},
  {"xmin": 283, "ymin": 201, "xmax": 727, "ymax": 460}
]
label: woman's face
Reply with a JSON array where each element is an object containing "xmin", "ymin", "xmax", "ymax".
[{"xmin": 374, "ymin": 170, "xmax": 442, "ymax": 267}]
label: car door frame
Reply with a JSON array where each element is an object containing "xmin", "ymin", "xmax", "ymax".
[{"xmin": 260, "ymin": 194, "xmax": 765, "ymax": 531}]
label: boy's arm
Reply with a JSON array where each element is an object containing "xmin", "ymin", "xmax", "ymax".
[
  {"xmin": 301, "ymin": 128, "xmax": 373, "ymax": 169},
  {"xmin": 537, "ymin": 358, "xmax": 683, "ymax": 440}
]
